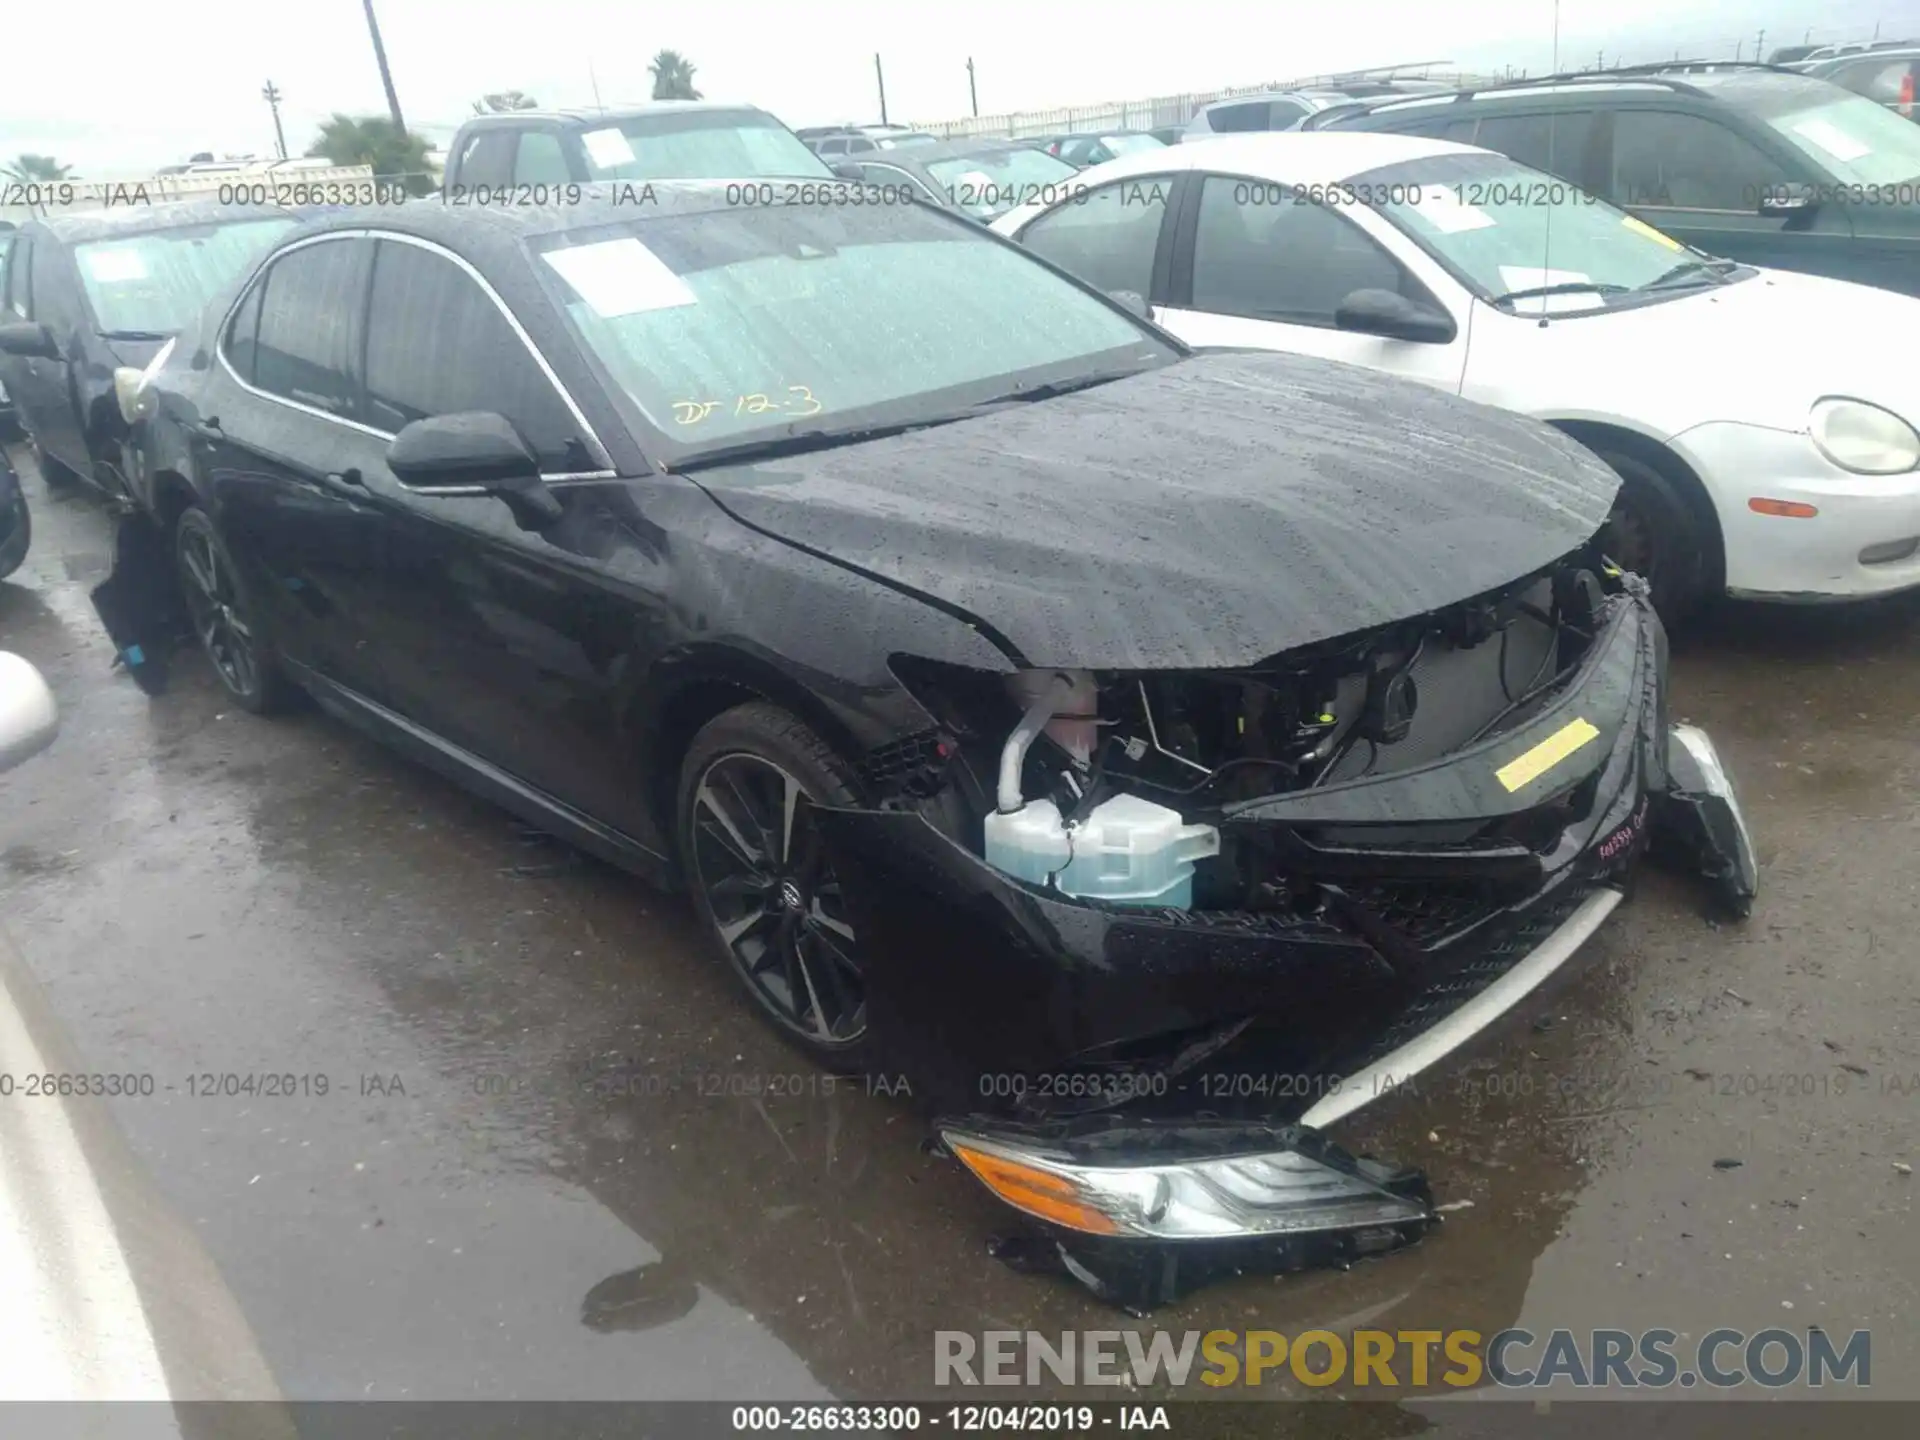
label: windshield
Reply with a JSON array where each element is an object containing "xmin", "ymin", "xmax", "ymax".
[
  {"xmin": 1368, "ymin": 154, "xmax": 1715, "ymax": 313},
  {"xmin": 73, "ymin": 218, "xmax": 296, "ymax": 335},
  {"xmin": 532, "ymin": 203, "xmax": 1172, "ymax": 457},
  {"xmin": 1101, "ymin": 134, "xmax": 1166, "ymax": 156},
  {"xmin": 1762, "ymin": 93, "xmax": 1920, "ymax": 187},
  {"xmin": 924, "ymin": 148, "xmax": 1084, "ymax": 218},
  {"xmin": 578, "ymin": 113, "xmax": 832, "ymax": 180}
]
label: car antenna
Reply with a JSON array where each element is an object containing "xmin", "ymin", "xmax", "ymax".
[{"xmin": 1537, "ymin": 0, "xmax": 1561, "ymax": 328}]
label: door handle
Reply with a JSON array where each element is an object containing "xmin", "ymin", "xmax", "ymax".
[{"xmin": 325, "ymin": 467, "xmax": 365, "ymax": 488}]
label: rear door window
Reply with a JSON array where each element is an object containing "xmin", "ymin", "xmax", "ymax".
[
  {"xmin": 250, "ymin": 237, "xmax": 371, "ymax": 420},
  {"xmin": 1207, "ymin": 102, "xmax": 1275, "ymax": 133},
  {"xmin": 362, "ymin": 239, "xmax": 584, "ymax": 470},
  {"xmin": 1470, "ymin": 111, "xmax": 1598, "ymax": 184}
]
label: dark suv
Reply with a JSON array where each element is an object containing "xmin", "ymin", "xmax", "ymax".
[
  {"xmin": 1319, "ymin": 66, "xmax": 1920, "ymax": 295},
  {"xmin": 442, "ymin": 103, "xmax": 833, "ymax": 189}
]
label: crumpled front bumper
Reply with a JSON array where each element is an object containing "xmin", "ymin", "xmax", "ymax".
[{"xmin": 815, "ymin": 588, "xmax": 1758, "ymax": 1306}]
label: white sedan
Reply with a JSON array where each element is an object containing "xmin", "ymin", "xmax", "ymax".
[{"xmin": 993, "ymin": 133, "xmax": 1920, "ymax": 616}]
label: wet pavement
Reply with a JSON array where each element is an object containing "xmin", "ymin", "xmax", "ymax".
[{"xmin": 0, "ymin": 443, "xmax": 1915, "ymax": 1412}]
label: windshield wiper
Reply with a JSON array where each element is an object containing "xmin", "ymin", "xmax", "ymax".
[
  {"xmin": 1486, "ymin": 281, "xmax": 1631, "ymax": 308},
  {"xmin": 100, "ymin": 329, "xmax": 172, "ymax": 341},
  {"xmin": 1639, "ymin": 258, "xmax": 1739, "ymax": 291},
  {"xmin": 668, "ymin": 417, "xmax": 972, "ymax": 473},
  {"xmin": 963, "ymin": 367, "xmax": 1152, "ymax": 410},
  {"xmin": 668, "ymin": 369, "xmax": 1156, "ymax": 473}
]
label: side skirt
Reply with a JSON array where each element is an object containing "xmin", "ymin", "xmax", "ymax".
[{"xmin": 284, "ymin": 660, "xmax": 677, "ymax": 890}]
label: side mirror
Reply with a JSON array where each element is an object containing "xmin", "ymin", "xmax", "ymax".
[
  {"xmin": 0, "ymin": 321, "xmax": 60, "ymax": 361},
  {"xmin": 1333, "ymin": 288, "xmax": 1457, "ymax": 344},
  {"xmin": 1105, "ymin": 289, "xmax": 1151, "ymax": 319},
  {"xmin": 1757, "ymin": 182, "xmax": 1818, "ymax": 218},
  {"xmin": 0, "ymin": 652, "xmax": 59, "ymax": 774},
  {"xmin": 830, "ymin": 161, "xmax": 866, "ymax": 180},
  {"xmin": 385, "ymin": 412, "xmax": 563, "ymax": 530}
]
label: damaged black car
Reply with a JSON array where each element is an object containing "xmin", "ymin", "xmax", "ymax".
[
  {"xmin": 120, "ymin": 189, "xmax": 1756, "ymax": 1306},
  {"xmin": 0, "ymin": 199, "xmax": 294, "ymax": 504}
]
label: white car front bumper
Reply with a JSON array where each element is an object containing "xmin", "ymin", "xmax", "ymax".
[{"xmin": 1673, "ymin": 420, "xmax": 1920, "ymax": 601}]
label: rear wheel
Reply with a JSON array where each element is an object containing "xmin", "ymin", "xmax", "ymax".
[
  {"xmin": 1592, "ymin": 447, "xmax": 1711, "ymax": 626},
  {"xmin": 676, "ymin": 702, "xmax": 873, "ymax": 1070},
  {"xmin": 175, "ymin": 506, "xmax": 294, "ymax": 713}
]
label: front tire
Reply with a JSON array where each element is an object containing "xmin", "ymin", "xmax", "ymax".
[
  {"xmin": 676, "ymin": 702, "xmax": 874, "ymax": 1070},
  {"xmin": 1593, "ymin": 447, "xmax": 1711, "ymax": 626},
  {"xmin": 174, "ymin": 506, "xmax": 294, "ymax": 713}
]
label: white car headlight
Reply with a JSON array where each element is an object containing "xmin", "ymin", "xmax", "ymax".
[{"xmin": 1809, "ymin": 397, "xmax": 1920, "ymax": 475}]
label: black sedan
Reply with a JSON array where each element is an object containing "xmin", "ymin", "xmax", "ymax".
[
  {"xmin": 0, "ymin": 200, "xmax": 294, "ymax": 501},
  {"xmin": 128, "ymin": 189, "xmax": 1754, "ymax": 1306},
  {"xmin": 847, "ymin": 139, "xmax": 1087, "ymax": 220}
]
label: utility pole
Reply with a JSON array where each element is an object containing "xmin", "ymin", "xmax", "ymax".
[
  {"xmin": 874, "ymin": 53, "xmax": 888, "ymax": 124},
  {"xmin": 1756, "ymin": 29, "xmax": 1766, "ymax": 60},
  {"xmin": 361, "ymin": 0, "xmax": 407, "ymax": 132},
  {"xmin": 967, "ymin": 57, "xmax": 978, "ymax": 117},
  {"xmin": 262, "ymin": 80, "xmax": 287, "ymax": 159}
]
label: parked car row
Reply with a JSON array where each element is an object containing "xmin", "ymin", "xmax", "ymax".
[
  {"xmin": 0, "ymin": 91, "xmax": 1839, "ymax": 1305},
  {"xmin": 993, "ymin": 129, "xmax": 1920, "ymax": 616},
  {"xmin": 1305, "ymin": 64, "xmax": 1920, "ymax": 298}
]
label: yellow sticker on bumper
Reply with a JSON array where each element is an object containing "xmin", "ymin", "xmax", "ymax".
[{"xmin": 1496, "ymin": 717, "xmax": 1601, "ymax": 792}]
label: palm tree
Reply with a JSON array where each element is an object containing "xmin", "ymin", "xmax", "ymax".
[
  {"xmin": 3, "ymin": 154, "xmax": 75, "ymax": 182},
  {"xmin": 472, "ymin": 90, "xmax": 539, "ymax": 114},
  {"xmin": 649, "ymin": 50, "xmax": 702, "ymax": 101},
  {"xmin": 306, "ymin": 115, "xmax": 434, "ymax": 195}
]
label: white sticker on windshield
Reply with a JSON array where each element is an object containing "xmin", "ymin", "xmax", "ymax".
[
  {"xmin": 1405, "ymin": 187, "xmax": 1495, "ymax": 233},
  {"xmin": 1789, "ymin": 117, "xmax": 1872, "ymax": 161},
  {"xmin": 542, "ymin": 237, "xmax": 696, "ymax": 317},
  {"xmin": 581, "ymin": 127, "xmax": 637, "ymax": 169},
  {"xmin": 82, "ymin": 247, "xmax": 150, "ymax": 283}
]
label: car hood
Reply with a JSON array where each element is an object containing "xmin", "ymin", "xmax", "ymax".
[
  {"xmin": 1477, "ymin": 268, "xmax": 1920, "ymax": 434},
  {"xmin": 687, "ymin": 351, "xmax": 1619, "ymax": 670}
]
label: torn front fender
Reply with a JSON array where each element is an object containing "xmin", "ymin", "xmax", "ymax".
[
  {"xmin": 935, "ymin": 1115, "xmax": 1437, "ymax": 1313},
  {"xmin": 1652, "ymin": 723, "xmax": 1759, "ymax": 919}
]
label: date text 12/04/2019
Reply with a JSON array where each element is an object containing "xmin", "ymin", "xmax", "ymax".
[{"xmin": 730, "ymin": 1405, "xmax": 1171, "ymax": 1431}]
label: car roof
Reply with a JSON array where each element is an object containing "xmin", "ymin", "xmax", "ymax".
[
  {"xmin": 859, "ymin": 137, "xmax": 1045, "ymax": 163},
  {"xmin": 30, "ymin": 197, "xmax": 297, "ymax": 244},
  {"xmin": 1340, "ymin": 65, "xmax": 1850, "ymax": 123},
  {"xmin": 460, "ymin": 102, "xmax": 773, "ymax": 130},
  {"xmin": 1070, "ymin": 131, "xmax": 1479, "ymax": 186},
  {"xmin": 272, "ymin": 181, "xmax": 954, "ymax": 260}
]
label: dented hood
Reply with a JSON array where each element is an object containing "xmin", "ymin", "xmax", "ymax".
[{"xmin": 689, "ymin": 351, "xmax": 1620, "ymax": 669}]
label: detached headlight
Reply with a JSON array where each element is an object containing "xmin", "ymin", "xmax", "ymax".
[
  {"xmin": 944, "ymin": 1128, "xmax": 1431, "ymax": 1239},
  {"xmin": 113, "ymin": 336, "xmax": 177, "ymax": 426},
  {"xmin": 1810, "ymin": 397, "xmax": 1920, "ymax": 475}
]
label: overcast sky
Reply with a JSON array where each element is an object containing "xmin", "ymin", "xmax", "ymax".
[{"xmin": 2, "ymin": 0, "xmax": 1907, "ymax": 173}]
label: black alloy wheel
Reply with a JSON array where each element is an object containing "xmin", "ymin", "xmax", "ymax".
[
  {"xmin": 678, "ymin": 703, "xmax": 870, "ymax": 1065},
  {"xmin": 174, "ymin": 507, "xmax": 290, "ymax": 713}
]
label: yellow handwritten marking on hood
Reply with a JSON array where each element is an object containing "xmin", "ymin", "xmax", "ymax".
[{"xmin": 1496, "ymin": 717, "xmax": 1601, "ymax": 793}]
